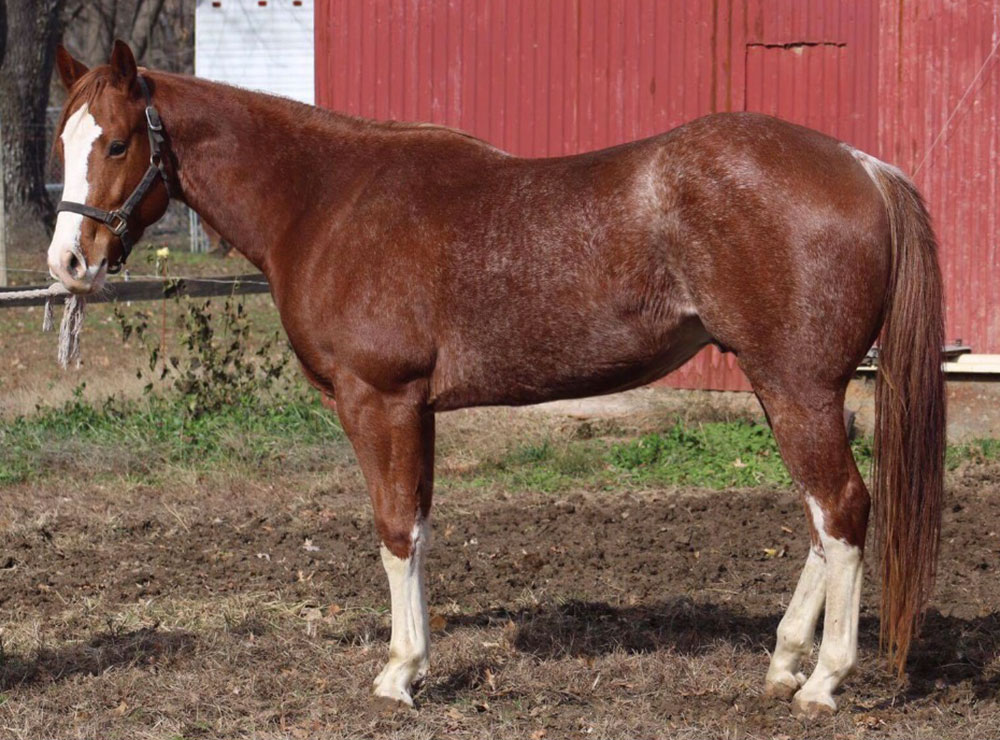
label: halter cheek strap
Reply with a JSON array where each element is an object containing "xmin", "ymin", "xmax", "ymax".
[{"xmin": 57, "ymin": 75, "xmax": 172, "ymax": 274}]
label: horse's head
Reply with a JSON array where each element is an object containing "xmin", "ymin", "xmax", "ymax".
[{"xmin": 49, "ymin": 40, "xmax": 171, "ymax": 293}]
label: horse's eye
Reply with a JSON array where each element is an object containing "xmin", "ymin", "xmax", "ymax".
[{"xmin": 108, "ymin": 140, "xmax": 127, "ymax": 158}]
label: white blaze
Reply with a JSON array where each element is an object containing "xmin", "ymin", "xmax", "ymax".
[{"xmin": 48, "ymin": 104, "xmax": 102, "ymax": 270}]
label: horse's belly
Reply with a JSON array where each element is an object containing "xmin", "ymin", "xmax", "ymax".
[{"xmin": 428, "ymin": 313, "xmax": 710, "ymax": 410}]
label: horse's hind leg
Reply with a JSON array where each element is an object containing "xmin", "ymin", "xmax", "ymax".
[
  {"xmin": 333, "ymin": 372, "xmax": 435, "ymax": 707},
  {"xmin": 764, "ymin": 544, "xmax": 827, "ymax": 699},
  {"xmin": 752, "ymin": 382, "xmax": 869, "ymax": 716}
]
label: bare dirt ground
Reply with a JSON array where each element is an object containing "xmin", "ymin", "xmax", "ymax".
[
  {"xmin": 0, "ymin": 455, "xmax": 998, "ymax": 739},
  {"xmin": 3, "ymin": 275, "xmax": 1000, "ymax": 738}
]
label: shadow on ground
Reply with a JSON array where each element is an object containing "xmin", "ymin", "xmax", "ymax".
[
  {"xmin": 409, "ymin": 599, "xmax": 1000, "ymax": 704},
  {"xmin": 0, "ymin": 626, "xmax": 196, "ymax": 690}
]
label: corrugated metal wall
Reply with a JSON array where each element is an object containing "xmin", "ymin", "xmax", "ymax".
[
  {"xmin": 879, "ymin": 0, "xmax": 1000, "ymax": 363},
  {"xmin": 316, "ymin": 1, "xmax": 720, "ymax": 152},
  {"xmin": 315, "ymin": 0, "xmax": 998, "ymax": 392}
]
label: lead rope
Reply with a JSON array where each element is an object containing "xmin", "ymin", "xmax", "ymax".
[
  {"xmin": 0, "ymin": 283, "xmax": 85, "ymax": 369},
  {"xmin": 55, "ymin": 295, "xmax": 86, "ymax": 369}
]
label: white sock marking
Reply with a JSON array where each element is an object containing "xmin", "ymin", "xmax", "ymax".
[
  {"xmin": 373, "ymin": 518, "xmax": 431, "ymax": 706},
  {"xmin": 766, "ymin": 548, "xmax": 827, "ymax": 691},
  {"xmin": 792, "ymin": 495, "xmax": 864, "ymax": 712}
]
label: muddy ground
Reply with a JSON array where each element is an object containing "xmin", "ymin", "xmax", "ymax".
[{"xmin": 0, "ymin": 460, "xmax": 998, "ymax": 740}]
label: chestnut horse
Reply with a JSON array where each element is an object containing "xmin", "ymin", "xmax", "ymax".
[{"xmin": 48, "ymin": 42, "xmax": 944, "ymax": 716}]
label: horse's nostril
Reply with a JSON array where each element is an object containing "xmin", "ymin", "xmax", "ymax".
[{"xmin": 66, "ymin": 252, "xmax": 80, "ymax": 275}]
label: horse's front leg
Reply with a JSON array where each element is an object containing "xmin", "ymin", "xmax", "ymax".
[{"xmin": 333, "ymin": 372, "xmax": 435, "ymax": 707}]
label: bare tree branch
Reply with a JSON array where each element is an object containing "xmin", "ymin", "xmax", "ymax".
[{"xmin": 128, "ymin": 0, "xmax": 165, "ymax": 59}]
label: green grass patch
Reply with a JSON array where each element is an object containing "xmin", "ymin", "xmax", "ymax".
[
  {"xmin": 5, "ymin": 392, "xmax": 1000, "ymax": 492},
  {"xmin": 458, "ymin": 418, "xmax": 998, "ymax": 493},
  {"xmin": 459, "ymin": 419, "xmax": 804, "ymax": 492},
  {"xmin": 947, "ymin": 437, "xmax": 1000, "ymax": 469},
  {"xmin": 0, "ymin": 390, "xmax": 346, "ymax": 485},
  {"xmin": 608, "ymin": 421, "xmax": 795, "ymax": 488},
  {"xmin": 462, "ymin": 439, "xmax": 608, "ymax": 492}
]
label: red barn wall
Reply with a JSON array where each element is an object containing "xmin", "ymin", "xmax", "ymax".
[
  {"xmin": 879, "ymin": 0, "xmax": 1000, "ymax": 363},
  {"xmin": 315, "ymin": 0, "xmax": 999, "ymax": 392}
]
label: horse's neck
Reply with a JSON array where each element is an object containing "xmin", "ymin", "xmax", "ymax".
[{"xmin": 152, "ymin": 73, "xmax": 370, "ymax": 272}]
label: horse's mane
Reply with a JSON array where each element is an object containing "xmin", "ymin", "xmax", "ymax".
[
  {"xmin": 53, "ymin": 66, "xmax": 504, "ymax": 160},
  {"xmin": 372, "ymin": 119, "xmax": 495, "ymax": 147}
]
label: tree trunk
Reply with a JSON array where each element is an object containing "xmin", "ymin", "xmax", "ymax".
[
  {"xmin": 0, "ymin": 0, "xmax": 65, "ymax": 251},
  {"xmin": 0, "ymin": 0, "xmax": 7, "ymax": 284},
  {"xmin": 0, "ymin": 0, "xmax": 6, "ymax": 69},
  {"xmin": 128, "ymin": 0, "xmax": 165, "ymax": 60}
]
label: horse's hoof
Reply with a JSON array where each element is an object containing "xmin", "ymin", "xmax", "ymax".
[
  {"xmin": 373, "ymin": 692, "xmax": 416, "ymax": 712},
  {"xmin": 791, "ymin": 691, "xmax": 836, "ymax": 718},
  {"xmin": 764, "ymin": 679, "xmax": 798, "ymax": 701},
  {"xmin": 764, "ymin": 670, "xmax": 806, "ymax": 701}
]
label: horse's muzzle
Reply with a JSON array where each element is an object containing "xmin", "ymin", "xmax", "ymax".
[{"xmin": 48, "ymin": 247, "xmax": 107, "ymax": 294}]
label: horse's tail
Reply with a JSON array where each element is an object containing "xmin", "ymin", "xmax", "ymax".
[{"xmin": 861, "ymin": 153, "xmax": 946, "ymax": 675}]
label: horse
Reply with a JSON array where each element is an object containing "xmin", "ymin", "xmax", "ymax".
[{"xmin": 47, "ymin": 41, "xmax": 945, "ymax": 717}]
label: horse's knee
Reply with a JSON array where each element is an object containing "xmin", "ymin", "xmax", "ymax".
[
  {"xmin": 377, "ymin": 521, "xmax": 415, "ymax": 560},
  {"xmin": 376, "ymin": 510, "xmax": 431, "ymax": 561}
]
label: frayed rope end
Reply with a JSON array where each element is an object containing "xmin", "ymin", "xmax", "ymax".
[
  {"xmin": 57, "ymin": 295, "xmax": 86, "ymax": 369},
  {"xmin": 42, "ymin": 298, "xmax": 54, "ymax": 332}
]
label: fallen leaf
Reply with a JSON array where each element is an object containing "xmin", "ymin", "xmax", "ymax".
[{"xmin": 430, "ymin": 614, "xmax": 447, "ymax": 632}]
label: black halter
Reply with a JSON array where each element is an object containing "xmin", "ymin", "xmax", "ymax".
[{"xmin": 57, "ymin": 75, "xmax": 171, "ymax": 274}]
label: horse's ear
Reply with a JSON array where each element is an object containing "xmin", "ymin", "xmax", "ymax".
[
  {"xmin": 56, "ymin": 45, "xmax": 89, "ymax": 91},
  {"xmin": 109, "ymin": 39, "xmax": 137, "ymax": 87}
]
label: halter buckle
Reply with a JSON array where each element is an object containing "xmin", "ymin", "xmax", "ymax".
[
  {"xmin": 106, "ymin": 210, "xmax": 129, "ymax": 236},
  {"xmin": 145, "ymin": 105, "xmax": 163, "ymax": 132}
]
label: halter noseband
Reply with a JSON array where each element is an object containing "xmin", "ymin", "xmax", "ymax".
[{"xmin": 57, "ymin": 75, "xmax": 171, "ymax": 274}]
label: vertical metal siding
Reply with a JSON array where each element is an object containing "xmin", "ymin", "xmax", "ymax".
[
  {"xmin": 316, "ymin": 1, "xmax": 721, "ymax": 155},
  {"xmin": 878, "ymin": 0, "xmax": 1000, "ymax": 358},
  {"xmin": 315, "ymin": 1, "xmax": 999, "ymax": 392}
]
